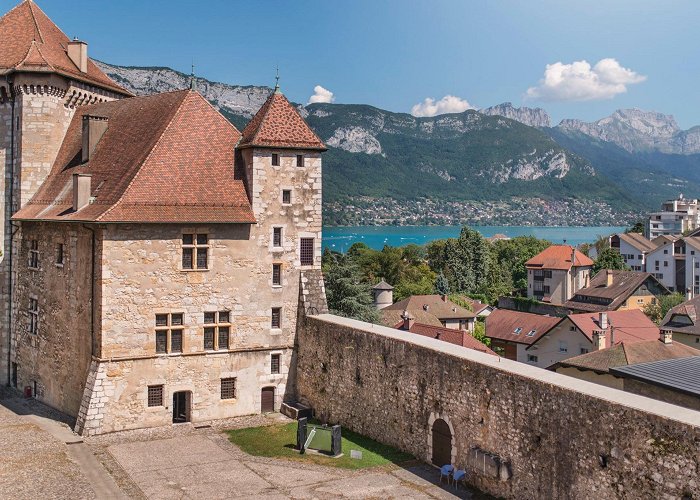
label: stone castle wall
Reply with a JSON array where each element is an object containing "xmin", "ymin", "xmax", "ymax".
[
  {"xmin": 11, "ymin": 222, "xmax": 94, "ymax": 415},
  {"xmin": 297, "ymin": 315, "xmax": 700, "ymax": 499}
]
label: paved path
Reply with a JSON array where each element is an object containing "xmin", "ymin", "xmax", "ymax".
[{"xmin": 103, "ymin": 426, "xmax": 475, "ymax": 499}]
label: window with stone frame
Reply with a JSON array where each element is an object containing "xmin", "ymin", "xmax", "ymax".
[
  {"xmin": 271, "ymin": 307, "xmax": 281, "ymax": 329},
  {"xmin": 272, "ymin": 227, "xmax": 282, "ymax": 248},
  {"xmin": 296, "ymin": 154, "xmax": 304, "ymax": 167},
  {"xmin": 272, "ymin": 153, "xmax": 280, "ymax": 166},
  {"xmin": 147, "ymin": 385, "xmax": 164, "ymax": 407},
  {"xmin": 300, "ymin": 238, "xmax": 314, "ymax": 266},
  {"xmin": 28, "ymin": 240, "xmax": 39, "ymax": 269},
  {"xmin": 28, "ymin": 297, "xmax": 38, "ymax": 335},
  {"xmin": 182, "ymin": 233, "xmax": 209, "ymax": 270},
  {"xmin": 203, "ymin": 310, "xmax": 231, "ymax": 351},
  {"xmin": 282, "ymin": 189, "xmax": 291, "ymax": 205},
  {"xmin": 272, "ymin": 263, "xmax": 282, "ymax": 286},
  {"xmin": 154, "ymin": 313, "xmax": 184, "ymax": 354},
  {"xmin": 55, "ymin": 242, "xmax": 64, "ymax": 266},
  {"xmin": 221, "ymin": 378, "xmax": 236, "ymax": 400},
  {"xmin": 271, "ymin": 353, "xmax": 281, "ymax": 374}
]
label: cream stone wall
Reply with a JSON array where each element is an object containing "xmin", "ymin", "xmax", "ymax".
[
  {"xmin": 11, "ymin": 222, "xmax": 94, "ymax": 415},
  {"xmin": 554, "ymin": 366, "xmax": 624, "ymax": 390}
]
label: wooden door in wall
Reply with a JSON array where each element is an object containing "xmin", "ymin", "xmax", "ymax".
[
  {"xmin": 431, "ymin": 419, "xmax": 452, "ymax": 466},
  {"xmin": 261, "ymin": 387, "xmax": 275, "ymax": 413}
]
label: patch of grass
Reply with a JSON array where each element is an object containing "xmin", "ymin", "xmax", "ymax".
[{"xmin": 227, "ymin": 422, "xmax": 413, "ymax": 470}]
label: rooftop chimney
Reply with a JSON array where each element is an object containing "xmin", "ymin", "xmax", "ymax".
[
  {"xmin": 82, "ymin": 115, "xmax": 108, "ymax": 162},
  {"xmin": 592, "ymin": 329, "xmax": 606, "ymax": 351},
  {"xmin": 67, "ymin": 38, "xmax": 88, "ymax": 73},
  {"xmin": 606, "ymin": 270, "xmax": 614, "ymax": 287},
  {"xmin": 599, "ymin": 312, "xmax": 608, "ymax": 330},
  {"xmin": 441, "ymin": 295, "xmax": 447, "ymax": 302},
  {"xmin": 660, "ymin": 329, "xmax": 673, "ymax": 344},
  {"xmin": 400, "ymin": 310, "xmax": 415, "ymax": 331},
  {"xmin": 687, "ymin": 288, "xmax": 693, "ymax": 301},
  {"xmin": 571, "ymin": 247, "xmax": 576, "ymax": 266},
  {"xmin": 72, "ymin": 174, "xmax": 91, "ymax": 212}
]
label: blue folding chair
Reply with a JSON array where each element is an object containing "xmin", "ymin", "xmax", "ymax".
[
  {"xmin": 452, "ymin": 469, "xmax": 467, "ymax": 490},
  {"xmin": 439, "ymin": 464, "xmax": 454, "ymax": 484}
]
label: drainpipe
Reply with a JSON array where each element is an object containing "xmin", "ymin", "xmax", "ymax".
[
  {"xmin": 6, "ymin": 75, "xmax": 15, "ymax": 386},
  {"xmin": 82, "ymin": 224, "xmax": 96, "ymax": 358}
]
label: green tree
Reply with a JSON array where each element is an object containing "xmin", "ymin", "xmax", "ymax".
[
  {"xmin": 592, "ymin": 248, "xmax": 628, "ymax": 275},
  {"xmin": 471, "ymin": 322, "xmax": 491, "ymax": 347},
  {"xmin": 643, "ymin": 293, "xmax": 686, "ymax": 324},
  {"xmin": 626, "ymin": 221, "xmax": 645, "ymax": 234},
  {"xmin": 393, "ymin": 263, "xmax": 436, "ymax": 302},
  {"xmin": 434, "ymin": 272, "xmax": 450, "ymax": 295},
  {"xmin": 324, "ymin": 253, "xmax": 379, "ymax": 323}
]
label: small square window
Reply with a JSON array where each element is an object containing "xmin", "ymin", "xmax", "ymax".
[
  {"xmin": 296, "ymin": 154, "xmax": 304, "ymax": 167},
  {"xmin": 221, "ymin": 378, "xmax": 236, "ymax": 399},
  {"xmin": 272, "ymin": 153, "xmax": 279, "ymax": 166},
  {"xmin": 272, "ymin": 264, "xmax": 282, "ymax": 286},
  {"xmin": 218, "ymin": 311, "xmax": 230, "ymax": 323},
  {"xmin": 204, "ymin": 312, "xmax": 216, "ymax": 324},
  {"xmin": 148, "ymin": 385, "xmax": 163, "ymax": 407},
  {"xmin": 171, "ymin": 313, "xmax": 184, "ymax": 326},
  {"xmin": 271, "ymin": 308, "xmax": 281, "ymax": 329},
  {"xmin": 55, "ymin": 243, "xmax": 64, "ymax": 266},
  {"xmin": 527, "ymin": 355, "xmax": 538, "ymax": 363},
  {"xmin": 197, "ymin": 234, "xmax": 208, "ymax": 245},
  {"xmin": 282, "ymin": 190, "xmax": 291, "ymax": 204},
  {"xmin": 271, "ymin": 353, "xmax": 280, "ymax": 374},
  {"xmin": 273, "ymin": 227, "xmax": 282, "ymax": 247},
  {"xmin": 182, "ymin": 234, "xmax": 194, "ymax": 245},
  {"xmin": 155, "ymin": 314, "xmax": 169, "ymax": 327}
]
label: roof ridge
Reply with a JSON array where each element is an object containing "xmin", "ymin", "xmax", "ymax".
[
  {"xmin": 190, "ymin": 89, "xmax": 242, "ymax": 136},
  {"xmin": 248, "ymin": 91, "xmax": 276, "ymax": 145},
  {"xmin": 25, "ymin": 0, "xmax": 44, "ymax": 43},
  {"xmin": 18, "ymin": 39, "xmax": 51, "ymax": 68},
  {"xmin": 286, "ymin": 95, "xmax": 325, "ymax": 146},
  {"xmin": 96, "ymin": 92, "xmax": 191, "ymax": 221}
]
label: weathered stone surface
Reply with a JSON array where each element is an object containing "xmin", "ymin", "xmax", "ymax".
[{"xmin": 296, "ymin": 315, "xmax": 700, "ymax": 499}]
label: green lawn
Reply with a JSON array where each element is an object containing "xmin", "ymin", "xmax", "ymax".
[{"xmin": 227, "ymin": 422, "xmax": 414, "ymax": 470}]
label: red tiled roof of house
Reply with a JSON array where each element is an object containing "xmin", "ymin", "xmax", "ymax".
[
  {"xmin": 567, "ymin": 309, "xmax": 660, "ymax": 347},
  {"xmin": 0, "ymin": 1, "xmax": 129, "ymax": 95},
  {"xmin": 401, "ymin": 322, "xmax": 496, "ymax": 355},
  {"xmin": 525, "ymin": 244, "xmax": 593, "ymax": 270},
  {"xmin": 240, "ymin": 91, "xmax": 326, "ymax": 150},
  {"xmin": 554, "ymin": 340, "xmax": 700, "ymax": 374},
  {"xmin": 564, "ymin": 270, "xmax": 668, "ymax": 312},
  {"xmin": 485, "ymin": 309, "xmax": 562, "ymax": 345},
  {"xmin": 13, "ymin": 90, "xmax": 255, "ymax": 224}
]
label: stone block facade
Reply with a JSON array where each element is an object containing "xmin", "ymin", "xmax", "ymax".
[{"xmin": 297, "ymin": 315, "xmax": 700, "ymax": 499}]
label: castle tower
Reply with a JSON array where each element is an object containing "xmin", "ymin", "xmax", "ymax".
[{"xmin": 0, "ymin": 1, "xmax": 129, "ymax": 385}]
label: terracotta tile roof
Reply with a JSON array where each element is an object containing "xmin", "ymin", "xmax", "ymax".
[
  {"xmin": 557, "ymin": 340, "xmax": 700, "ymax": 374},
  {"xmin": 661, "ymin": 295, "xmax": 700, "ymax": 337},
  {"xmin": 485, "ymin": 309, "xmax": 562, "ymax": 345},
  {"xmin": 383, "ymin": 295, "xmax": 476, "ymax": 320},
  {"xmin": 564, "ymin": 271, "xmax": 668, "ymax": 312},
  {"xmin": 240, "ymin": 91, "xmax": 326, "ymax": 150},
  {"xmin": 400, "ymin": 322, "xmax": 496, "ymax": 355},
  {"xmin": 381, "ymin": 308, "xmax": 442, "ymax": 328},
  {"xmin": 13, "ymin": 90, "xmax": 255, "ymax": 224},
  {"xmin": 525, "ymin": 244, "xmax": 593, "ymax": 270},
  {"xmin": 566, "ymin": 309, "xmax": 660, "ymax": 346},
  {"xmin": 0, "ymin": 1, "xmax": 129, "ymax": 95}
]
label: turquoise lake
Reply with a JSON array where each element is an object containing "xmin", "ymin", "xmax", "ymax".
[{"xmin": 322, "ymin": 226, "xmax": 626, "ymax": 252}]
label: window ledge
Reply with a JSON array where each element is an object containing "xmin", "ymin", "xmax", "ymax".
[
  {"xmin": 180, "ymin": 269, "xmax": 209, "ymax": 273},
  {"xmin": 271, "ymin": 285, "xmax": 283, "ymax": 289},
  {"xmin": 55, "ymin": 263, "xmax": 64, "ymax": 268}
]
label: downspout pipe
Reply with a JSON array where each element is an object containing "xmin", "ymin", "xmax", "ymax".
[{"xmin": 82, "ymin": 224, "xmax": 96, "ymax": 358}]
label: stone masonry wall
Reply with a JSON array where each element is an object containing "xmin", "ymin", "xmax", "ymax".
[
  {"xmin": 11, "ymin": 222, "xmax": 94, "ymax": 416},
  {"xmin": 297, "ymin": 315, "xmax": 700, "ymax": 500}
]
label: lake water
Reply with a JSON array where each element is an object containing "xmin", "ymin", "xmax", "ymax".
[{"xmin": 323, "ymin": 226, "xmax": 626, "ymax": 252}]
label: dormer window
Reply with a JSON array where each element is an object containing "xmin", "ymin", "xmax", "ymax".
[
  {"xmin": 513, "ymin": 327, "xmax": 522, "ymax": 335},
  {"xmin": 272, "ymin": 153, "xmax": 280, "ymax": 166},
  {"xmin": 296, "ymin": 154, "xmax": 304, "ymax": 167}
]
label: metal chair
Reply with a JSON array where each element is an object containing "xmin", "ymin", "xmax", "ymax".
[
  {"xmin": 439, "ymin": 464, "xmax": 454, "ymax": 484},
  {"xmin": 452, "ymin": 469, "xmax": 467, "ymax": 490}
]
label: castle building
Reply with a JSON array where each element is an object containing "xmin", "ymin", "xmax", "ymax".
[{"xmin": 1, "ymin": 1, "xmax": 326, "ymax": 435}]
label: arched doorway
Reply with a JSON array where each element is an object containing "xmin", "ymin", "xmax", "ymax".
[{"xmin": 431, "ymin": 418, "xmax": 452, "ymax": 466}]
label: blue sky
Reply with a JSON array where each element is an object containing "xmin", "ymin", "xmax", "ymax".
[{"xmin": 6, "ymin": 0, "xmax": 699, "ymax": 127}]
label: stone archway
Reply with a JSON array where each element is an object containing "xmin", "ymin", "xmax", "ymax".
[{"xmin": 427, "ymin": 412, "xmax": 456, "ymax": 466}]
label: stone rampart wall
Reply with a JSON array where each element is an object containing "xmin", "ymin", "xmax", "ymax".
[{"xmin": 297, "ymin": 315, "xmax": 700, "ymax": 499}]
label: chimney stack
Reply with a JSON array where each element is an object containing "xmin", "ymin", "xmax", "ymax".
[
  {"xmin": 82, "ymin": 115, "xmax": 108, "ymax": 162},
  {"xmin": 571, "ymin": 247, "xmax": 576, "ymax": 266},
  {"xmin": 599, "ymin": 312, "xmax": 608, "ymax": 330},
  {"xmin": 72, "ymin": 174, "xmax": 92, "ymax": 212},
  {"xmin": 592, "ymin": 329, "xmax": 606, "ymax": 350},
  {"xmin": 687, "ymin": 288, "xmax": 693, "ymax": 301},
  {"xmin": 67, "ymin": 38, "xmax": 88, "ymax": 73},
  {"xmin": 400, "ymin": 310, "xmax": 415, "ymax": 331},
  {"xmin": 606, "ymin": 270, "xmax": 614, "ymax": 287},
  {"xmin": 660, "ymin": 329, "xmax": 673, "ymax": 344},
  {"xmin": 441, "ymin": 294, "xmax": 447, "ymax": 302}
]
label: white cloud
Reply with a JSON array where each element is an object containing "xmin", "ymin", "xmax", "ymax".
[
  {"xmin": 308, "ymin": 85, "xmax": 335, "ymax": 104},
  {"xmin": 525, "ymin": 58, "xmax": 646, "ymax": 102},
  {"xmin": 410, "ymin": 95, "xmax": 475, "ymax": 117}
]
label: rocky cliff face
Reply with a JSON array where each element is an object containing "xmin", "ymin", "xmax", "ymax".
[
  {"xmin": 95, "ymin": 61, "xmax": 271, "ymax": 119},
  {"xmin": 480, "ymin": 102, "xmax": 551, "ymax": 128},
  {"xmin": 557, "ymin": 108, "xmax": 700, "ymax": 154}
]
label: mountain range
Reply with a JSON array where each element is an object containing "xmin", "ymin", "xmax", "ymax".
[{"xmin": 96, "ymin": 61, "xmax": 700, "ymax": 226}]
